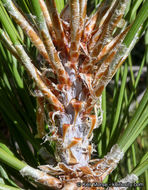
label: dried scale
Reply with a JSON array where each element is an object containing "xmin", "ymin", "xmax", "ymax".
[{"xmin": 0, "ymin": 0, "xmax": 140, "ymax": 189}]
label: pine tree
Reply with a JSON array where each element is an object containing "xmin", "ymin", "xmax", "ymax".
[{"xmin": 0, "ymin": 0, "xmax": 148, "ymax": 189}]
